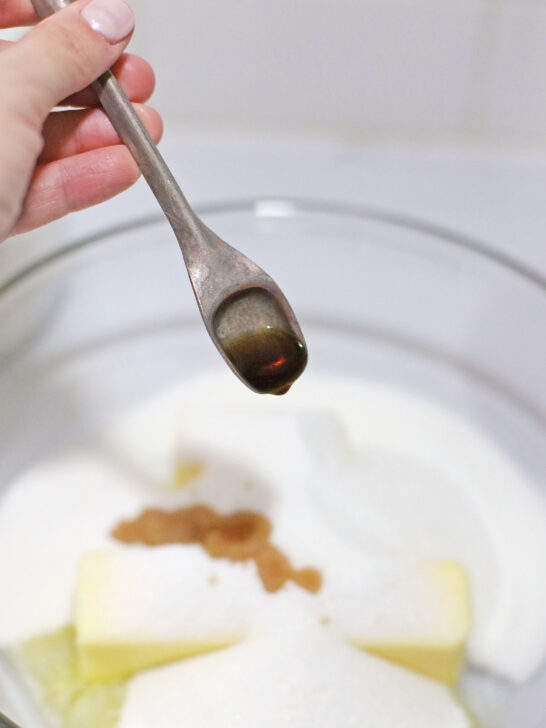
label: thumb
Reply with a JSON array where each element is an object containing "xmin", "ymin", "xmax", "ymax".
[
  {"xmin": 0, "ymin": 0, "xmax": 134, "ymax": 238},
  {"xmin": 4, "ymin": 0, "xmax": 134, "ymax": 122}
]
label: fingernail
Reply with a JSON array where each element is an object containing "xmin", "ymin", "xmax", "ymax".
[{"xmin": 81, "ymin": 0, "xmax": 134, "ymax": 44}]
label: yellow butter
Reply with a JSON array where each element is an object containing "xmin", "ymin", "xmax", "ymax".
[
  {"xmin": 75, "ymin": 550, "xmax": 255, "ymax": 682},
  {"xmin": 79, "ymin": 638, "xmax": 230, "ymax": 683},
  {"xmin": 353, "ymin": 562, "xmax": 470, "ymax": 685},
  {"xmin": 75, "ymin": 550, "xmax": 471, "ymax": 686},
  {"xmin": 18, "ymin": 627, "xmax": 125, "ymax": 728}
]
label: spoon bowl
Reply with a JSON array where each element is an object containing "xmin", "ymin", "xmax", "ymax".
[{"xmin": 174, "ymin": 218, "xmax": 307, "ymax": 393}]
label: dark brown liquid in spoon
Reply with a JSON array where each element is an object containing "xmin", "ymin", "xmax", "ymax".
[
  {"xmin": 222, "ymin": 328, "xmax": 307, "ymax": 395},
  {"xmin": 213, "ymin": 287, "xmax": 307, "ymax": 394}
]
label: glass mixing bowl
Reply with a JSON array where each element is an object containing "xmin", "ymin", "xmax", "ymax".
[{"xmin": 0, "ymin": 199, "xmax": 544, "ymax": 727}]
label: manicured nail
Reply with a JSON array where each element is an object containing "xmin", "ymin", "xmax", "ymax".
[{"xmin": 81, "ymin": 0, "xmax": 134, "ymax": 44}]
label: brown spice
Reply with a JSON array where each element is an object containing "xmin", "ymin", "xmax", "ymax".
[{"xmin": 112, "ymin": 505, "xmax": 322, "ymax": 594}]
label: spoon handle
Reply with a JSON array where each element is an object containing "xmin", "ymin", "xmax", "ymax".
[
  {"xmin": 31, "ymin": 0, "xmax": 204, "ymax": 259},
  {"xmin": 0, "ymin": 712, "xmax": 21, "ymax": 728}
]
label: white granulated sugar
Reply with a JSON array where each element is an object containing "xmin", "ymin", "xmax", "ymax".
[
  {"xmin": 1, "ymin": 371, "xmax": 545, "ymax": 688},
  {"xmin": 118, "ymin": 617, "xmax": 470, "ymax": 728}
]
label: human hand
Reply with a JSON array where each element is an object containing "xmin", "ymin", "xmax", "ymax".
[{"xmin": 0, "ymin": 0, "xmax": 163, "ymax": 242}]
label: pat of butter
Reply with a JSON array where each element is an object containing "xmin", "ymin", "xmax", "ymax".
[
  {"xmin": 351, "ymin": 561, "xmax": 470, "ymax": 685},
  {"xmin": 18, "ymin": 626, "xmax": 126, "ymax": 728},
  {"xmin": 75, "ymin": 548, "xmax": 259, "ymax": 682},
  {"xmin": 75, "ymin": 548, "xmax": 470, "ymax": 684}
]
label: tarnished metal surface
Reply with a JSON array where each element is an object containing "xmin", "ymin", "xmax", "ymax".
[{"xmin": 0, "ymin": 712, "xmax": 21, "ymax": 728}]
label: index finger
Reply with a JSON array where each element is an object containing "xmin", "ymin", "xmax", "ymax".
[{"xmin": 0, "ymin": 0, "xmax": 38, "ymax": 28}]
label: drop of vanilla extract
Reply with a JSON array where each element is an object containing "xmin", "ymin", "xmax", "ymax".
[
  {"xmin": 222, "ymin": 328, "xmax": 307, "ymax": 395},
  {"xmin": 213, "ymin": 287, "xmax": 308, "ymax": 394}
]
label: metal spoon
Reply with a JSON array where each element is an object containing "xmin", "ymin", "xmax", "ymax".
[
  {"xmin": 31, "ymin": 0, "xmax": 307, "ymax": 395},
  {"xmin": 0, "ymin": 713, "xmax": 20, "ymax": 728}
]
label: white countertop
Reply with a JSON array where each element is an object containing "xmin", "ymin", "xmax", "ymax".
[{"xmin": 1, "ymin": 131, "xmax": 545, "ymax": 282}]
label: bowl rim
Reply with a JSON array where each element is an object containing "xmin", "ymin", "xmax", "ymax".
[{"xmin": 2, "ymin": 197, "xmax": 545, "ymax": 301}]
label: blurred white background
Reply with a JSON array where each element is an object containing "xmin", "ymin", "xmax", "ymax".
[
  {"xmin": 1, "ymin": 0, "xmax": 545, "ymax": 282},
  {"xmin": 128, "ymin": 0, "xmax": 546, "ymax": 143}
]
